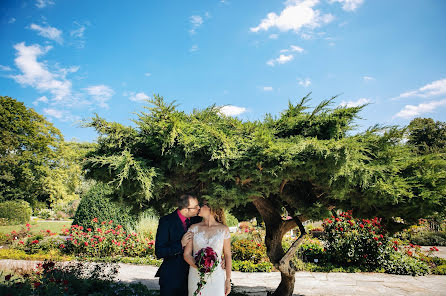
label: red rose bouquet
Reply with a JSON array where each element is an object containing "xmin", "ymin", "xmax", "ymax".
[{"xmin": 194, "ymin": 247, "xmax": 219, "ymax": 296}]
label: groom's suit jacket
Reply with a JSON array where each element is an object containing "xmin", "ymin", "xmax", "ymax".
[{"xmin": 155, "ymin": 210, "xmax": 201, "ymax": 291}]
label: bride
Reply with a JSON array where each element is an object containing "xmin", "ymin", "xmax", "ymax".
[{"xmin": 183, "ymin": 200, "xmax": 232, "ymax": 296}]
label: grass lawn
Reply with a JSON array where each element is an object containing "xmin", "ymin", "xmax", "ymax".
[{"xmin": 0, "ymin": 220, "xmax": 73, "ymax": 235}]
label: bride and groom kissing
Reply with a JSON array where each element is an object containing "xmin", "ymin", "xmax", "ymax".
[{"xmin": 155, "ymin": 194, "xmax": 232, "ymax": 296}]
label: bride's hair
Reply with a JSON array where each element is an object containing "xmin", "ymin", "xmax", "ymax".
[{"xmin": 201, "ymin": 200, "xmax": 226, "ymax": 226}]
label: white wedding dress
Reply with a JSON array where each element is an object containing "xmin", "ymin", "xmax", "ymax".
[{"xmin": 187, "ymin": 225, "xmax": 230, "ymax": 296}]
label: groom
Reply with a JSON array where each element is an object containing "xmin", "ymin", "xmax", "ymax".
[{"xmin": 155, "ymin": 194, "xmax": 202, "ymax": 296}]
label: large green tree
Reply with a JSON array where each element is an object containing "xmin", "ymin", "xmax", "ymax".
[
  {"xmin": 0, "ymin": 96, "xmax": 63, "ymax": 206},
  {"xmin": 83, "ymin": 95, "xmax": 445, "ymax": 296}
]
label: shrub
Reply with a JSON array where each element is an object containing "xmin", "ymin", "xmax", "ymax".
[
  {"xmin": 232, "ymin": 260, "xmax": 273, "ymax": 272},
  {"xmin": 225, "ymin": 210, "xmax": 239, "ymax": 227},
  {"xmin": 381, "ymin": 251, "xmax": 430, "ymax": 276},
  {"xmin": 125, "ymin": 210, "xmax": 158, "ymax": 241},
  {"xmin": 231, "ymin": 239, "xmax": 268, "ymax": 264},
  {"xmin": 72, "ymin": 183, "xmax": 134, "ymax": 231},
  {"xmin": 432, "ymin": 264, "xmax": 446, "ymax": 275},
  {"xmin": 410, "ymin": 231, "xmax": 446, "ymax": 246},
  {"xmin": 37, "ymin": 208, "xmax": 54, "ymax": 220},
  {"xmin": 298, "ymin": 238, "xmax": 325, "ymax": 263},
  {"xmin": 64, "ymin": 218, "xmax": 155, "ymax": 257},
  {"xmin": 322, "ymin": 211, "xmax": 389, "ymax": 268},
  {"xmin": 0, "ymin": 260, "xmax": 154, "ymax": 296},
  {"xmin": 0, "ymin": 200, "xmax": 31, "ymax": 225},
  {"xmin": 52, "ymin": 199, "xmax": 80, "ymax": 218}
]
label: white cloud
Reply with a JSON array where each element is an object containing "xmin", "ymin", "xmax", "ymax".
[
  {"xmin": 84, "ymin": 85, "xmax": 114, "ymax": 109},
  {"xmin": 70, "ymin": 22, "xmax": 88, "ymax": 48},
  {"xmin": 219, "ymin": 105, "xmax": 247, "ymax": 116},
  {"xmin": 0, "ymin": 65, "xmax": 12, "ymax": 71},
  {"xmin": 395, "ymin": 99, "xmax": 446, "ymax": 119},
  {"xmin": 250, "ymin": 0, "xmax": 334, "ymax": 36},
  {"xmin": 8, "ymin": 18, "xmax": 16, "ymax": 24},
  {"xmin": 190, "ymin": 45, "xmax": 199, "ymax": 52},
  {"xmin": 267, "ymin": 54, "xmax": 294, "ymax": 66},
  {"xmin": 298, "ymin": 78, "xmax": 311, "ymax": 87},
  {"xmin": 393, "ymin": 78, "xmax": 446, "ymax": 100},
  {"xmin": 145, "ymin": 73, "xmax": 152, "ymax": 77},
  {"xmin": 36, "ymin": 0, "xmax": 55, "ymax": 8},
  {"xmin": 11, "ymin": 42, "xmax": 73, "ymax": 103},
  {"xmin": 340, "ymin": 97, "xmax": 370, "ymax": 107},
  {"xmin": 189, "ymin": 15, "xmax": 204, "ymax": 34},
  {"xmin": 280, "ymin": 45, "xmax": 304, "ymax": 53},
  {"xmin": 43, "ymin": 108, "xmax": 80, "ymax": 122},
  {"xmin": 30, "ymin": 23, "xmax": 63, "ymax": 44},
  {"xmin": 129, "ymin": 92, "xmax": 150, "ymax": 102},
  {"xmin": 329, "ymin": 0, "xmax": 364, "ymax": 11},
  {"xmin": 33, "ymin": 96, "xmax": 49, "ymax": 106},
  {"xmin": 363, "ymin": 76, "xmax": 375, "ymax": 81},
  {"xmin": 263, "ymin": 86, "xmax": 273, "ymax": 91},
  {"xmin": 269, "ymin": 34, "xmax": 279, "ymax": 39}
]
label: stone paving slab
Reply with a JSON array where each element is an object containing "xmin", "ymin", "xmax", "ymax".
[{"xmin": 1, "ymin": 260, "xmax": 445, "ymax": 296}]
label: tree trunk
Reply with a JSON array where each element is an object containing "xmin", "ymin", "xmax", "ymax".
[{"xmin": 252, "ymin": 196, "xmax": 307, "ymax": 296}]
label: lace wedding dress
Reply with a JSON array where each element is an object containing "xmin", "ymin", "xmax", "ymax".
[{"xmin": 187, "ymin": 225, "xmax": 230, "ymax": 296}]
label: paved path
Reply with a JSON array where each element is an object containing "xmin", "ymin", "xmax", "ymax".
[{"xmin": 1, "ymin": 259, "xmax": 445, "ymax": 296}]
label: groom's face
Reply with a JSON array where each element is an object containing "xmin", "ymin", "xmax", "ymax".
[{"xmin": 185, "ymin": 197, "xmax": 200, "ymax": 218}]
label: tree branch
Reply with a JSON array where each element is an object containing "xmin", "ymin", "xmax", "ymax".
[{"xmin": 280, "ymin": 215, "xmax": 307, "ymax": 267}]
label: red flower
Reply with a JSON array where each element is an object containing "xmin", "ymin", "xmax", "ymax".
[
  {"xmin": 393, "ymin": 246, "xmax": 398, "ymax": 251},
  {"xmin": 87, "ymin": 228, "xmax": 92, "ymax": 232},
  {"xmin": 59, "ymin": 244, "xmax": 65, "ymax": 248},
  {"xmin": 79, "ymin": 226, "xmax": 84, "ymax": 230},
  {"xmin": 335, "ymin": 218, "xmax": 340, "ymax": 222},
  {"xmin": 339, "ymin": 227, "xmax": 344, "ymax": 232},
  {"xmin": 92, "ymin": 218, "xmax": 98, "ymax": 223},
  {"xmin": 33, "ymin": 282, "xmax": 41, "ymax": 288},
  {"xmin": 373, "ymin": 237, "xmax": 378, "ymax": 241},
  {"xmin": 359, "ymin": 224, "xmax": 364, "ymax": 228}
]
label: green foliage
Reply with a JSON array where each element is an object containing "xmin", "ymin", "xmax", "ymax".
[
  {"xmin": 37, "ymin": 208, "xmax": 54, "ymax": 220},
  {"xmin": 231, "ymin": 239, "xmax": 269, "ymax": 264},
  {"xmin": 432, "ymin": 264, "xmax": 446, "ymax": 275},
  {"xmin": 231, "ymin": 260, "xmax": 273, "ymax": 272},
  {"xmin": 381, "ymin": 251, "xmax": 430, "ymax": 276},
  {"xmin": 409, "ymin": 231, "xmax": 446, "ymax": 246},
  {"xmin": 0, "ymin": 260, "xmax": 154, "ymax": 296},
  {"xmin": 83, "ymin": 95, "xmax": 445, "ymax": 231},
  {"xmin": 72, "ymin": 183, "xmax": 135, "ymax": 230},
  {"xmin": 298, "ymin": 238, "xmax": 325, "ymax": 263},
  {"xmin": 407, "ymin": 117, "xmax": 446, "ymax": 154},
  {"xmin": 0, "ymin": 200, "xmax": 31, "ymax": 225},
  {"xmin": 0, "ymin": 96, "xmax": 63, "ymax": 206},
  {"xmin": 225, "ymin": 210, "xmax": 239, "ymax": 227},
  {"xmin": 124, "ymin": 210, "xmax": 159, "ymax": 241},
  {"xmin": 322, "ymin": 211, "xmax": 388, "ymax": 268},
  {"xmin": 64, "ymin": 219, "xmax": 155, "ymax": 257}
]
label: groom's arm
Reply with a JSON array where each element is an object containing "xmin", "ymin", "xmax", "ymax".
[{"xmin": 155, "ymin": 217, "xmax": 183, "ymax": 259}]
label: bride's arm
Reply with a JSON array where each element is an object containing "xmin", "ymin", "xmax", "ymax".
[
  {"xmin": 223, "ymin": 232, "xmax": 232, "ymax": 296},
  {"xmin": 183, "ymin": 237, "xmax": 197, "ymax": 269}
]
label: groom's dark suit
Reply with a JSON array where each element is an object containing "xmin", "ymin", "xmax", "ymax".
[{"xmin": 155, "ymin": 210, "xmax": 201, "ymax": 296}]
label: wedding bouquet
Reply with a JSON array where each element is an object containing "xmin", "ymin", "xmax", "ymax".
[{"xmin": 194, "ymin": 246, "xmax": 219, "ymax": 296}]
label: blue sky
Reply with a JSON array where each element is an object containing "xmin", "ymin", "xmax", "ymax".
[{"xmin": 1, "ymin": 0, "xmax": 446, "ymax": 142}]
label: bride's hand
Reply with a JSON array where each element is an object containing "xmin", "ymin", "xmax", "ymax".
[{"xmin": 225, "ymin": 279, "xmax": 231, "ymax": 296}]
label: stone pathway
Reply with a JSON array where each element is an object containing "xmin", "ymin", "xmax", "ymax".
[{"xmin": 1, "ymin": 259, "xmax": 445, "ymax": 296}]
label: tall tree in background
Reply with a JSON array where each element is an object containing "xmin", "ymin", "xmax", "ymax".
[
  {"xmin": 407, "ymin": 117, "xmax": 446, "ymax": 154},
  {"xmin": 0, "ymin": 96, "xmax": 92, "ymax": 207},
  {"xmin": 83, "ymin": 95, "xmax": 445, "ymax": 296},
  {"xmin": 0, "ymin": 96, "xmax": 63, "ymax": 206}
]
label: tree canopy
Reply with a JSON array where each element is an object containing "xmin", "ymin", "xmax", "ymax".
[{"xmin": 0, "ymin": 96, "xmax": 93, "ymax": 207}]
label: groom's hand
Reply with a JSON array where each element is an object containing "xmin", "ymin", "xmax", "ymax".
[{"xmin": 181, "ymin": 232, "xmax": 193, "ymax": 247}]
